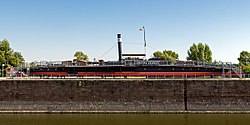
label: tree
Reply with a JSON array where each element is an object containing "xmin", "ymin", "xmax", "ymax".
[
  {"xmin": 0, "ymin": 51, "xmax": 6, "ymax": 65},
  {"xmin": 187, "ymin": 43, "xmax": 212, "ymax": 63},
  {"xmin": 163, "ymin": 50, "xmax": 179, "ymax": 61},
  {"xmin": 153, "ymin": 50, "xmax": 179, "ymax": 61},
  {"xmin": 74, "ymin": 51, "xmax": 88, "ymax": 62},
  {"xmin": 29, "ymin": 61, "xmax": 37, "ymax": 67},
  {"xmin": 197, "ymin": 43, "xmax": 205, "ymax": 61},
  {"xmin": 204, "ymin": 44, "xmax": 212, "ymax": 63},
  {"xmin": 0, "ymin": 39, "xmax": 13, "ymax": 66},
  {"xmin": 10, "ymin": 52, "xmax": 25, "ymax": 67},
  {"xmin": 238, "ymin": 51, "xmax": 250, "ymax": 66},
  {"xmin": 187, "ymin": 43, "xmax": 198, "ymax": 61},
  {"xmin": 243, "ymin": 65, "xmax": 250, "ymax": 74},
  {"xmin": 153, "ymin": 51, "xmax": 164, "ymax": 59},
  {"xmin": 0, "ymin": 39, "xmax": 25, "ymax": 67},
  {"xmin": 0, "ymin": 39, "xmax": 25, "ymax": 77},
  {"xmin": 238, "ymin": 51, "xmax": 250, "ymax": 74}
]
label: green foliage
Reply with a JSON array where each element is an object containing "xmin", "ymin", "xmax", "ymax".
[
  {"xmin": 187, "ymin": 43, "xmax": 212, "ymax": 63},
  {"xmin": 243, "ymin": 65, "xmax": 250, "ymax": 74},
  {"xmin": 204, "ymin": 44, "xmax": 212, "ymax": 63},
  {"xmin": 197, "ymin": 43, "xmax": 205, "ymax": 61},
  {"xmin": 11, "ymin": 52, "xmax": 25, "ymax": 66},
  {"xmin": 238, "ymin": 51, "xmax": 250, "ymax": 66},
  {"xmin": 153, "ymin": 50, "xmax": 179, "ymax": 61},
  {"xmin": 238, "ymin": 51, "xmax": 250, "ymax": 74},
  {"xmin": 163, "ymin": 50, "xmax": 179, "ymax": 61},
  {"xmin": 187, "ymin": 43, "xmax": 198, "ymax": 61},
  {"xmin": 29, "ymin": 61, "xmax": 37, "ymax": 67},
  {"xmin": 0, "ymin": 39, "xmax": 24, "ymax": 67},
  {"xmin": 153, "ymin": 51, "xmax": 164, "ymax": 59},
  {"xmin": 74, "ymin": 51, "xmax": 88, "ymax": 62}
]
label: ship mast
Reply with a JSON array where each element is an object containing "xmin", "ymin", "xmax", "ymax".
[{"xmin": 140, "ymin": 26, "xmax": 147, "ymax": 59}]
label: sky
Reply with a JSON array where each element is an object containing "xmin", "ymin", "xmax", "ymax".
[{"xmin": 1, "ymin": 0, "xmax": 250, "ymax": 63}]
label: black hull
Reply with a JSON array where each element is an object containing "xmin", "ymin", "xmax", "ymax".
[{"xmin": 27, "ymin": 65, "xmax": 229, "ymax": 77}]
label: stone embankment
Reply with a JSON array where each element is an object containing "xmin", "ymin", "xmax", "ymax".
[{"xmin": 0, "ymin": 79, "xmax": 249, "ymax": 113}]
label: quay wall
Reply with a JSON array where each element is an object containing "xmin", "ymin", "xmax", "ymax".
[{"xmin": 0, "ymin": 79, "xmax": 249, "ymax": 113}]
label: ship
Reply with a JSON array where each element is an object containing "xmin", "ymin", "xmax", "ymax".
[{"xmin": 23, "ymin": 34, "xmax": 243, "ymax": 78}]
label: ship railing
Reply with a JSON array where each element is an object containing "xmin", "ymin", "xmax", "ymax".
[
  {"xmin": 17, "ymin": 73, "xmax": 243, "ymax": 80},
  {"xmin": 121, "ymin": 60, "xmax": 224, "ymax": 68},
  {"xmin": 23, "ymin": 60, "xmax": 235, "ymax": 69}
]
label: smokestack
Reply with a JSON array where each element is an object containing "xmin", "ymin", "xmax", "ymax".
[{"xmin": 117, "ymin": 34, "xmax": 122, "ymax": 62}]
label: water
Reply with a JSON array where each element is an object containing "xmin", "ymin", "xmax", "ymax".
[{"xmin": 0, "ymin": 114, "xmax": 250, "ymax": 125}]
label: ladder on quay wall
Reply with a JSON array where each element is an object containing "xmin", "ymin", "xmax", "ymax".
[
  {"xmin": 231, "ymin": 66, "xmax": 242, "ymax": 79},
  {"xmin": 222, "ymin": 62, "xmax": 242, "ymax": 79}
]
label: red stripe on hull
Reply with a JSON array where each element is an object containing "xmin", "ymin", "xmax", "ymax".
[{"xmin": 77, "ymin": 72, "xmax": 223, "ymax": 76}]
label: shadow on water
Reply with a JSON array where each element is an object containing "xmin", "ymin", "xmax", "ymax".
[{"xmin": 0, "ymin": 114, "xmax": 250, "ymax": 125}]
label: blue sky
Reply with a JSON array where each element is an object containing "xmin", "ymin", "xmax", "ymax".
[{"xmin": 1, "ymin": 0, "xmax": 250, "ymax": 63}]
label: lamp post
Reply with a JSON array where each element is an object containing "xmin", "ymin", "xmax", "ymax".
[{"xmin": 2, "ymin": 64, "xmax": 4, "ymax": 77}]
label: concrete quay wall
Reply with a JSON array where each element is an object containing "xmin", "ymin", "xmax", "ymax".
[{"xmin": 0, "ymin": 79, "xmax": 249, "ymax": 113}]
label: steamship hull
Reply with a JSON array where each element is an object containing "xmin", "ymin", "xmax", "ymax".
[{"xmin": 29, "ymin": 65, "xmax": 228, "ymax": 77}]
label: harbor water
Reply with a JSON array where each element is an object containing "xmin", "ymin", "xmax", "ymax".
[{"xmin": 0, "ymin": 114, "xmax": 250, "ymax": 125}]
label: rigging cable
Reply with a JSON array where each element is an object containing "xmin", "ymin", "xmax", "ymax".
[{"xmin": 99, "ymin": 43, "xmax": 118, "ymax": 59}]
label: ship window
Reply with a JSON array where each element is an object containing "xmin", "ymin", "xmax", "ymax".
[{"xmin": 172, "ymin": 68, "xmax": 175, "ymax": 70}]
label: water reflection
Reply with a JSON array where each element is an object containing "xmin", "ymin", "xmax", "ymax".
[{"xmin": 0, "ymin": 114, "xmax": 249, "ymax": 125}]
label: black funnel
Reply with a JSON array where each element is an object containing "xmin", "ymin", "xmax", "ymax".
[{"xmin": 117, "ymin": 34, "xmax": 122, "ymax": 62}]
